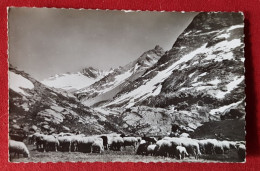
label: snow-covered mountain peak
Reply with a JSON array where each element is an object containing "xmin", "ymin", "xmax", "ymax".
[
  {"xmin": 81, "ymin": 67, "xmax": 108, "ymax": 79},
  {"xmin": 41, "ymin": 67, "xmax": 108, "ymax": 92},
  {"xmin": 75, "ymin": 46, "xmax": 165, "ymax": 106}
]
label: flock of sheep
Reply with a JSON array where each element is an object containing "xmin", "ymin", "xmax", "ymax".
[
  {"xmin": 9, "ymin": 132, "xmax": 246, "ymax": 161},
  {"xmin": 137, "ymin": 136, "xmax": 245, "ymax": 161}
]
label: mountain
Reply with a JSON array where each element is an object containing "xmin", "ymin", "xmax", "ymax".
[
  {"xmin": 41, "ymin": 67, "xmax": 108, "ymax": 92},
  {"xmin": 75, "ymin": 45, "xmax": 165, "ymax": 106},
  {"xmin": 9, "ymin": 66, "xmax": 121, "ymax": 135},
  {"xmin": 89, "ymin": 12, "xmax": 245, "ymax": 135},
  {"xmin": 9, "ymin": 12, "xmax": 245, "ymax": 137}
]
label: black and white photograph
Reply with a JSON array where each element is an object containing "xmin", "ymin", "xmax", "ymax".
[{"xmin": 8, "ymin": 8, "xmax": 245, "ymax": 163}]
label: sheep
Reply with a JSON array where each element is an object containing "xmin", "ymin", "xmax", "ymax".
[
  {"xmin": 229, "ymin": 141, "xmax": 238, "ymax": 149},
  {"xmin": 70, "ymin": 135, "xmax": 85, "ymax": 152},
  {"xmin": 176, "ymin": 146, "xmax": 189, "ymax": 159},
  {"xmin": 162, "ymin": 137, "xmax": 183, "ymax": 158},
  {"xmin": 140, "ymin": 140, "xmax": 146, "ymax": 145},
  {"xmin": 123, "ymin": 137, "xmax": 138, "ymax": 150},
  {"xmin": 99, "ymin": 135, "xmax": 108, "ymax": 150},
  {"xmin": 57, "ymin": 136, "xmax": 72, "ymax": 152},
  {"xmin": 58, "ymin": 132, "xmax": 74, "ymax": 137},
  {"xmin": 237, "ymin": 144, "xmax": 246, "ymax": 161},
  {"xmin": 179, "ymin": 138, "xmax": 201, "ymax": 159},
  {"xmin": 142, "ymin": 137, "xmax": 157, "ymax": 145},
  {"xmin": 136, "ymin": 141, "xmax": 149, "ymax": 155},
  {"xmin": 92, "ymin": 138, "xmax": 104, "ymax": 153},
  {"xmin": 163, "ymin": 137, "xmax": 200, "ymax": 158},
  {"xmin": 198, "ymin": 139, "xmax": 218, "ymax": 154},
  {"xmin": 110, "ymin": 137, "xmax": 124, "ymax": 151},
  {"xmin": 213, "ymin": 141, "xmax": 224, "ymax": 154},
  {"xmin": 219, "ymin": 141, "xmax": 232, "ymax": 154},
  {"xmin": 43, "ymin": 135, "xmax": 59, "ymax": 152},
  {"xmin": 77, "ymin": 136, "xmax": 96, "ymax": 153},
  {"xmin": 147, "ymin": 144, "xmax": 157, "ymax": 156},
  {"xmin": 162, "ymin": 137, "xmax": 182, "ymax": 147},
  {"xmin": 28, "ymin": 134, "xmax": 34, "ymax": 144},
  {"xmin": 34, "ymin": 133, "xmax": 46, "ymax": 151},
  {"xmin": 235, "ymin": 141, "xmax": 246, "ymax": 149},
  {"xmin": 105, "ymin": 133, "xmax": 121, "ymax": 150},
  {"xmin": 9, "ymin": 140, "xmax": 30, "ymax": 159},
  {"xmin": 140, "ymin": 140, "xmax": 146, "ymax": 144},
  {"xmin": 136, "ymin": 137, "xmax": 142, "ymax": 143},
  {"xmin": 154, "ymin": 139, "xmax": 173, "ymax": 157}
]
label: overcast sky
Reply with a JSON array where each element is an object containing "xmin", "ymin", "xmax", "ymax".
[{"xmin": 8, "ymin": 8, "xmax": 198, "ymax": 80}]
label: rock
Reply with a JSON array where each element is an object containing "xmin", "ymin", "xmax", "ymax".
[
  {"xmin": 42, "ymin": 124, "xmax": 50, "ymax": 130},
  {"xmin": 62, "ymin": 126, "xmax": 70, "ymax": 132},
  {"xmin": 31, "ymin": 125, "xmax": 37, "ymax": 131},
  {"xmin": 11, "ymin": 124, "xmax": 20, "ymax": 130}
]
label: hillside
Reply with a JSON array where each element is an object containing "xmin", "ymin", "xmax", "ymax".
[
  {"xmin": 9, "ymin": 66, "xmax": 121, "ymax": 135},
  {"xmin": 88, "ymin": 12, "xmax": 245, "ymax": 135},
  {"xmin": 190, "ymin": 120, "xmax": 245, "ymax": 141}
]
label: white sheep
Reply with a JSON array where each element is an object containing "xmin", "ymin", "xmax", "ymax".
[
  {"xmin": 140, "ymin": 140, "xmax": 146, "ymax": 144},
  {"xmin": 237, "ymin": 144, "xmax": 246, "ymax": 161},
  {"xmin": 33, "ymin": 133, "xmax": 46, "ymax": 150},
  {"xmin": 70, "ymin": 134, "xmax": 85, "ymax": 152},
  {"xmin": 176, "ymin": 146, "xmax": 188, "ymax": 159},
  {"xmin": 9, "ymin": 140, "xmax": 30, "ymax": 159},
  {"xmin": 92, "ymin": 138, "xmax": 104, "ymax": 153},
  {"xmin": 77, "ymin": 136, "xmax": 96, "ymax": 153},
  {"xmin": 147, "ymin": 144, "xmax": 157, "ymax": 156},
  {"xmin": 43, "ymin": 135, "xmax": 59, "ymax": 152},
  {"xmin": 178, "ymin": 137, "xmax": 201, "ymax": 159},
  {"xmin": 213, "ymin": 141, "xmax": 224, "ymax": 154},
  {"xmin": 123, "ymin": 137, "xmax": 138, "ymax": 150},
  {"xmin": 109, "ymin": 136, "xmax": 124, "ymax": 151},
  {"xmin": 162, "ymin": 137, "xmax": 182, "ymax": 147},
  {"xmin": 155, "ymin": 139, "xmax": 173, "ymax": 157},
  {"xmin": 198, "ymin": 139, "xmax": 218, "ymax": 154},
  {"xmin": 57, "ymin": 136, "xmax": 72, "ymax": 152},
  {"xmin": 219, "ymin": 141, "xmax": 231, "ymax": 154}
]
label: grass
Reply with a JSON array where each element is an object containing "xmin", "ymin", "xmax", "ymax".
[{"xmin": 10, "ymin": 142, "xmax": 243, "ymax": 163}]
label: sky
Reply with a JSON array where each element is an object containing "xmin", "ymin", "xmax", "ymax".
[{"xmin": 8, "ymin": 7, "xmax": 198, "ymax": 80}]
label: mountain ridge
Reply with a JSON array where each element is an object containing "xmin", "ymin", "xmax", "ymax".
[
  {"xmin": 41, "ymin": 66, "xmax": 109, "ymax": 92},
  {"xmin": 75, "ymin": 45, "xmax": 165, "ymax": 106},
  {"xmin": 9, "ymin": 66, "xmax": 123, "ymax": 135}
]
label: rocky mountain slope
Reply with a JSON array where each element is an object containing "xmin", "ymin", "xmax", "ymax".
[
  {"xmin": 41, "ymin": 67, "xmax": 108, "ymax": 92},
  {"xmin": 9, "ymin": 66, "xmax": 121, "ymax": 134},
  {"xmin": 75, "ymin": 45, "xmax": 165, "ymax": 106},
  {"xmin": 89, "ymin": 12, "xmax": 245, "ymax": 135}
]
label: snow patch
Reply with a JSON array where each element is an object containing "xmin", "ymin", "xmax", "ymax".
[
  {"xmin": 215, "ymin": 76, "xmax": 244, "ymax": 99},
  {"xmin": 42, "ymin": 72, "xmax": 104, "ymax": 90},
  {"xmin": 189, "ymin": 72, "xmax": 195, "ymax": 78},
  {"xmin": 9, "ymin": 71, "xmax": 34, "ymax": 96},
  {"xmin": 208, "ymin": 78, "xmax": 221, "ymax": 85},
  {"xmin": 106, "ymin": 44, "xmax": 208, "ymax": 107},
  {"xmin": 152, "ymin": 84, "xmax": 162, "ymax": 96},
  {"xmin": 227, "ymin": 24, "xmax": 244, "ymax": 32},
  {"xmin": 217, "ymin": 33, "xmax": 230, "ymax": 39},
  {"xmin": 209, "ymin": 100, "xmax": 243, "ymax": 115}
]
